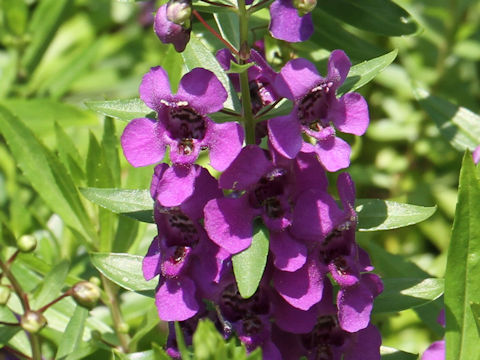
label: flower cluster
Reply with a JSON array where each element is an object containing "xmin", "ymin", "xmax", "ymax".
[
  {"xmin": 121, "ymin": 48, "xmax": 382, "ymax": 358},
  {"xmin": 121, "ymin": 2, "xmax": 382, "ymax": 358}
]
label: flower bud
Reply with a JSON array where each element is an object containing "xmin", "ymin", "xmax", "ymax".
[
  {"xmin": 72, "ymin": 281, "xmax": 101, "ymax": 309},
  {"xmin": 118, "ymin": 322, "xmax": 130, "ymax": 334},
  {"xmin": 0, "ymin": 285, "xmax": 11, "ymax": 305},
  {"xmin": 154, "ymin": 0, "xmax": 192, "ymax": 52},
  {"xmin": 20, "ymin": 311, "xmax": 47, "ymax": 333},
  {"xmin": 293, "ymin": 0, "xmax": 317, "ymax": 16},
  {"xmin": 17, "ymin": 235, "xmax": 37, "ymax": 253},
  {"xmin": 166, "ymin": 0, "xmax": 192, "ymax": 27}
]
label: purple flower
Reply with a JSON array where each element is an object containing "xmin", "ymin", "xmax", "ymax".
[
  {"xmin": 269, "ymin": 0, "xmax": 314, "ymax": 42},
  {"xmin": 121, "ymin": 66, "xmax": 244, "ymax": 171},
  {"xmin": 143, "ymin": 164, "xmax": 229, "ymax": 321},
  {"xmin": 422, "ymin": 341, "xmax": 445, "ymax": 360},
  {"xmin": 216, "ymin": 49, "xmax": 279, "ymax": 114},
  {"xmin": 203, "ymin": 145, "xmax": 328, "ymax": 259},
  {"xmin": 154, "ymin": 0, "xmax": 192, "ymax": 52},
  {"xmin": 268, "ymin": 50, "xmax": 369, "ymax": 171}
]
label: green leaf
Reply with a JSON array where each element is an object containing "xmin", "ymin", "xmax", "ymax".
[
  {"xmin": 254, "ymin": 98, "xmax": 293, "ymax": 122},
  {"xmin": 85, "ymin": 98, "xmax": 153, "ymax": 122},
  {"xmin": 22, "ymin": 0, "xmax": 72, "ymax": 75},
  {"xmin": 153, "ymin": 343, "xmax": 171, "ymax": 360},
  {"xmin": 338, "ymin": 49, "xmax": 398, "ymax": 96},
  {"xmin": 80, "ymin": 188, "xmax": 153, "ymax": 223},
  {"xmin": 374, "ymin": 278, "xmax": 444, "ymax": 313},
  {"xmin": 318, "ymin": 0, "xmax": 418, "ymax": 36},
  {"xmin": 182, "ymin": 33, "xmax": 240, "ymax": 111},
  {"xmin": 309, "ymin": 9, "xmax": 384, "ymax": 61},
  {"xmin": 0, "ymin": 306, "xmax": 20, "ymax": 348},
  {"xmin": 56, "ymin": 306, "xmax": 89, "ymax": 359},
  {"xmin": 445, "ymin": 152, "xmax": 480, "ymax": 360},
  {"xmin": 471, "ymin": 303, "xmax": 480, "ymax": 337},
  {"xmin": 0, "ymin": 50, "xmax": 17, "ymax": 98},
  {"xmin": 214, "ymin": 12, "xmax": 240, "ymax": 49},
  {"xmin": 129, "ymin": 306, "xmax": 160, "ymax": 352},
  {"xmin": 1, "ymin": 98, "xmax": 98, "ymax": 136},
  {"xmin": 55, "ymin": 122, "xmax": 86, "ymax": 182},
  {"xmin": 226, "ymin": 61, "xmax": 255, "ymax": 74},
  {"xmin": 102, "ymin": 118, "xmax": 121, "ymax": 188},
  {"xmin": 232, "ymin": 223, "xmax": 269, "ymax": 298},
  {"xmin": 175, "ymin": 321, "xmax": 191, "ymax": 360},
  {"xmin": 0, "ymin": 105, "xmax": 95, "ymax": 244},
  {"xmin": 193, "ymin": 319, "xmax": 227, "ymax": 360},
  {"xmin": 356, "ymin": 199, "xmax": 436, "ymax": 231},
  {"xmin": 2, "ymin": 0, "xmax": 28, "ymax": 36},
  {"xmin": 415, "ymin": 89, "xmax": 480, "ymax": 152},
  {"xmin": 90, "ymin": 252, "xmax": 155, "ymax": 293},
  {"xmin": 32, "ymin": 260, "xmax": 70, "ymax": 309},
  {"xmin": 380, "ymin": 346, "xmax": 418, "ymax": 360}
]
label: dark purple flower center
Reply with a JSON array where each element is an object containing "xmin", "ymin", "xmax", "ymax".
[
  {"xmin": 162, "ymin": 209, "xmax": 200, "ymax": 247},
  {"xmin": 302, "ymin": 316, "xmax": 344, "ymax": 360},
  {"xmin": 171, "ymin": 246, "xmax": 188, "ymax": 264},
  {"xmin": 297, "ymin": 81, "xmax": 334, "ymax": 130},
  {"xmin": 220, "ymin": 285, "xmax": 270, "ymax": 323},
  {"xmin": 249, "ymin": 80, "xmax": 274, "ymax": 114},
  {"xmin": 165, "ymin": 102, "xmax": 207, "ymax": 155},
  {"xmin": 250, "ymin": 168, "xmax": 288, "ymax": 218}
]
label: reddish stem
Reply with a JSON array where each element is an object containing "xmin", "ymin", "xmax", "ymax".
[
  {"xmin": 192, "ymin": 10, "xmax": 239, "ymax": 55},
  {"xmin": 38, "ymin": 290, "xmax": 72, "ymax": 313}
]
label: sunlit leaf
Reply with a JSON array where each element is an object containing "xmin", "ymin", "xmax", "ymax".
[{"xmin": 85, "ymin": 98, "xmax": 152, "ymax": 122}]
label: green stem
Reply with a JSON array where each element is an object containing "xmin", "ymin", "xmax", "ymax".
[
  {"xmin": 101, "ymin": 275, "xmax": 130, "ymax": 353},
  {"xmin": 30, "ymin": 334, "xmax": 42, "ymax": 360},
  {"xmin": 237, "ymin": 0, "xmax": 255, "ymax": 144}
]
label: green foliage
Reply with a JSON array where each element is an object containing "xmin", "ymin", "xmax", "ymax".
[{"xmin": 445, "ymin": 152, "xmax": 480, "ymax": 360}]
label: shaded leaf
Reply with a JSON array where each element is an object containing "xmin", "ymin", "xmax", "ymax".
[
  {"xmin": 56, "ymin": 306, "xmax": 89, "ymax": 359},
  {"xmin": 318, "ymin": 0, "xmax": 418, "ymax": 36},
  {"xmin": 380, "ymin": 346, "xmax": 418, "ymax": 360},
  {"xmin": 356, "ymin": 199, "xmax": 436, "ymax": 231},
  {"xmin": 32, "ymin": 260, "xmax": 70, "ymax": 309},
  {"xmin": 445, "ymin": 152, "xmax": 480, "ymax": 360},
  {"xmin": 374, "ymin": 278, "xmax": 444, "ymax": 313},
  {"xmin": 232, "ymin": 223, "xmax": 269, "ymax": 299},
  {"xmin": 416, "ymin": 89, "xmax": 480, "ymax": 151}
]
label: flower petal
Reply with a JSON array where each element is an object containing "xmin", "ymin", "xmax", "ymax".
[
  {"xmin": 156, "ymin": 278, "xmax": 200, "ymax": 321},
  {"xmin": 154, "ymin": 165, "xmax": 197, "ymax": 207},
  {"xmin": 219, "ymin": 145, "xmax": 271, "ymax": 190},
  {"xmin": 328, "ymin": 50, "xmax": 351, "ymax": 87},
  {"xmin": 121, "ymin": 118, "xmax": 166, "ymax": 167},
  {"xmin": 330, "ymin": 93, "xmax": 369, "ymax": 136},
  {"xmin": 314, "ymin": 135, "xmax": 351, "ymax": 172},
  {"xmin": 273, "ymin": 257, "xmax": 325, "ymax": 310},
  {"xmin": 269, "ymin": 0, "xmax": 314, "ymax": 43},
  {"xmin": 207, "ymin": 121, "xmax": 245, "ymax": 172},
  {"xmin": 143, "ymin": 236, "xmax": 161, "ymax": 280},
  {"xmin": 270, "ymin": 231, "xmax": 307, "ymax": 272},
  {"xmin": 139, "ymin": 66, "xmax": 173, "ymax": 111},
  {"xmin": 337, "ymin": 278, "xmax": 376, "ymax": 332},
  {"xmin": 204, "ymin": 197, "xmax": 255, "ymax": 254},
  {"xmin": 177, "ymin": 68, "xmax": 227, "ymax": 115},
  {"xmin": 275, "ymin": 58, "xmax": 322, "ymax": 100},
  {"xmin": 421, "ymin": 341, "xmax": 445, "ymax": 360},
  {"xmin": 268, "ymin": 115, "xmax": 302, "ymax": 159}
]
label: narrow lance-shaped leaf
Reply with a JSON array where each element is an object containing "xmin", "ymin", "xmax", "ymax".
[
  {"xmin": 317, "ymin": 0, "xmax": 418, "ymax": 36},
  {"xmin": 0, "ymin": 106, "xmax": 95, "ymax": 244},
  {"xmin": 232, "ymin": 222, "xmax": 269, "ymax": 298},
  {"xmin": 373, "ymin": 278, "xmax": 444, "ymax": 314},
  {"xmin": 85, "ymin": 98, "xmax": 153, "ymax": 122},
  {"xmin": 80, "ymin": 188, "xmax": 153, "ymax": 223},
  {"xmin": 380, "ymin": 346, "xmax": 418, "ymax": 360},
  {"xmin": 32, "ymin": 260, "xmax": 70, "ymax": 309},
  {"xmin": 90, "ymin": 252, "xmax": 155, "ymax": 293},
  {"xmin": 445, "ymin": 151, "xmax": 480, "ymax": 360},
  {"xmin": 55, "ymin": 306, "xmax": 89, "ymax": 359},
  {"xmin": 338, "ymin": 49, "xmax": 398, "ymax": 96},
  {"xmin": 356, "ymin": 199, "xmax": 436, "ymax": 231},
  {"xmin": 415, "ymin": 89, "xmax": 480, "ymax": 151}
]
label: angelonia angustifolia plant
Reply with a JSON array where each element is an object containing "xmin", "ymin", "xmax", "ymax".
[{"xmin": 120, "ymin": 0, "xmax": 383, "ymax": 358}]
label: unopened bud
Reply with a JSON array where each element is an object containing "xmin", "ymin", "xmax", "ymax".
[
  {"xmin": 293, "ymin": 0, "xmax": 317, "ymax": 16},
  {"xmin": 166, "ymin": 0, "xmax": 192, "ymax": 27},
  {"xmin": 118, "ymin": 322, "xmax": 130, "ymax": 334},
  {"xmin": 17, "ymin": 235, "xmax": 37, "ymax": 253},
  {"xmin": 20, "ymin": 311, "xmax": 47, "ymax": 333},
  {"xmin": 0, "ymin": 285, "xmax": 11, "ymax": 305},
  {"xmin": 88, "ymin": 276, "xmax": 101, "ymax": 286},
  {"xmin": 72, "ymin": 281, "xmax": 101, "ymax": 309}
]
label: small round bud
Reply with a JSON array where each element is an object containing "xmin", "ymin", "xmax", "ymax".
[
  {"xmin": 0, "ymin": 285, "xmax": 11, "ymax": 305},
  {"xmin": 72, "ymin": 281, "xmax": 101, "ymax": 309},
  {"xmin": 166, "ymin": 0, "xmax": 192, "ymax": 27},
  {"xmin": 20, "ymin": 311, "xmax": 47, "ymax": 333},
  {"xmin": 17, "ymin": 235, "xmax": 37, "ymax": 253},
  {"xmin": 88, "ymin": 276, "xmax": 101, "ymax": 286},
  {"xmin": 118, "ymin": 322, "xmax": 130, "ymax": 334},
  {"xmin": 293, "ymin": 0, "xmax": 317, "ymax": 16}
]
